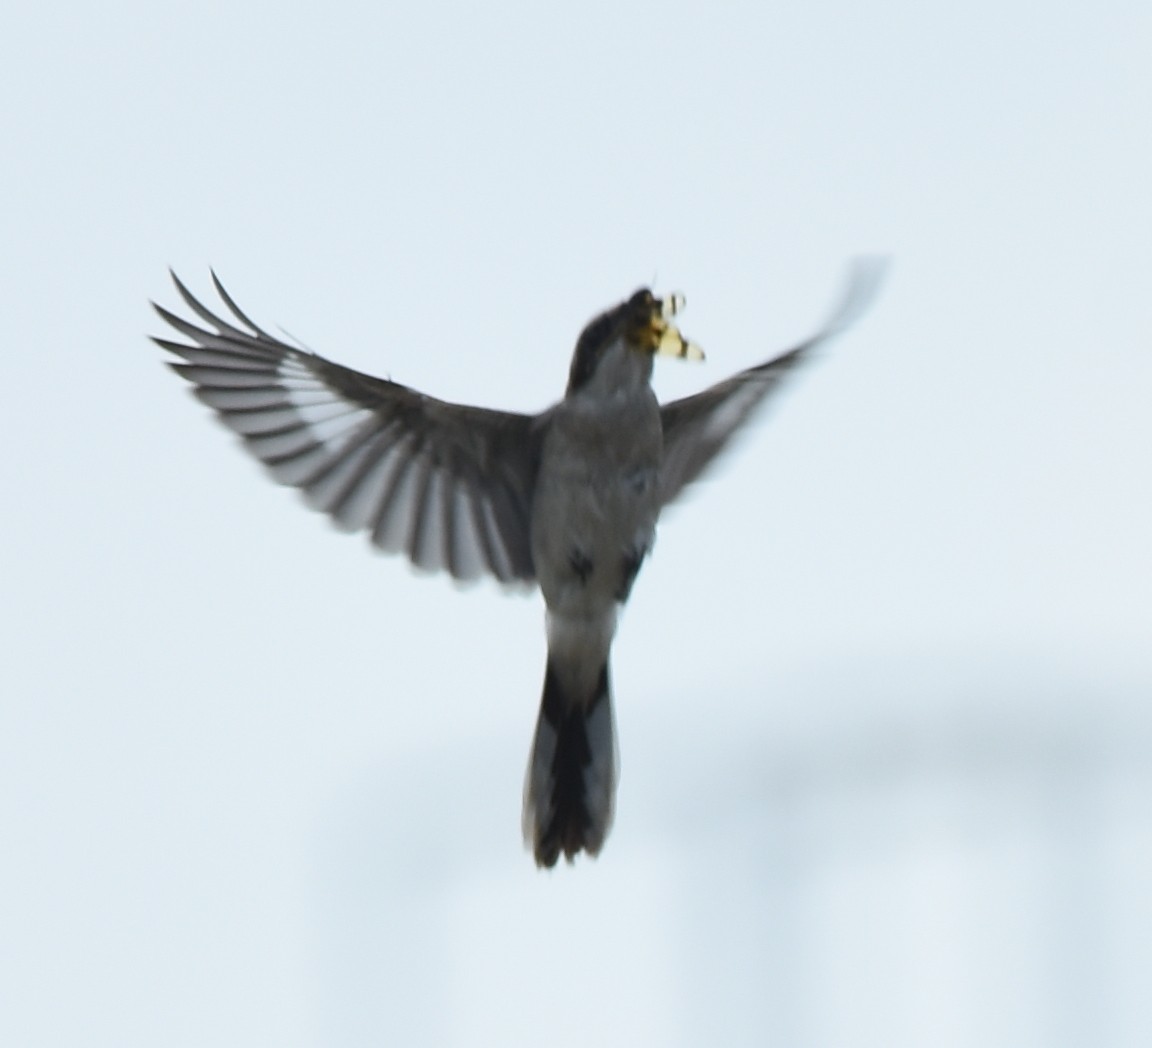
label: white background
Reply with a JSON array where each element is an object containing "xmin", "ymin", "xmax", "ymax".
[{"xmin": 3, "ymin": 2, "xmax": 1151, "ymax": 1045}]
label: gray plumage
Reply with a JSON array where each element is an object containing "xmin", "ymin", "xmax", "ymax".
[{"xmin": 152, "ymin": 264, "xmax": 882, "ymax": 867}]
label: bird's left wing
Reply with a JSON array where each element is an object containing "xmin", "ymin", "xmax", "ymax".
[
  {"xmin": 153, "ymin": 272, "xmax": 540, "ymax": 586},
  {"xmin": 658, "ymin": 261, "xmax": 884, "ymax": 506}
]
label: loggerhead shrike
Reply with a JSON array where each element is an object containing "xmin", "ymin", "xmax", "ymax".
[{"xmin": 152, "ymin": 264, "xmax": 881, "ymax": 867}]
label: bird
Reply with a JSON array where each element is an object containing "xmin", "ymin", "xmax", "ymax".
[{"xmin": 152, "ymin": 263, "xmax": 882, "ymax": 867}]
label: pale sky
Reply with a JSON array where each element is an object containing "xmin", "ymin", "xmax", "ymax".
[{"xmin": 3, "ymin": 3, "xmax": 1151, "ymax": 1046}]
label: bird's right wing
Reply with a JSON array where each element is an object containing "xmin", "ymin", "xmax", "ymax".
[
  {"xmin": 658, "ymin": 261, "xmax": 885, "ymax": 506},
  {"xmin": 153, "ymin": 272, "xmax": 542, "ymax": 586}
]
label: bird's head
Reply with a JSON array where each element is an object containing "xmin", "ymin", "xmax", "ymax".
[{"xmin": 566, "ymin": 288, "xmax": 704, "ymax": 396}]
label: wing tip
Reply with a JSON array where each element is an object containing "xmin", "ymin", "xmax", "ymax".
[{"xmin": 831, "ymin": 255, "xmax": 890, "ymax": 332}]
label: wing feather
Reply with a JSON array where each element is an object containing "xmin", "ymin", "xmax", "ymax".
[
  {"xmin": 153, "ymin": 273, "xmax": 540, "ymax": 586},
  {"xmin": 659, "ymin": 260, "xmax": 884, "ymax": 505}
]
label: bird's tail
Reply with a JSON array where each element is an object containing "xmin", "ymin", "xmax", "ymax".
[{"xmin": 523, "ymin": 657, "xmax": 617, "ymax": 867}]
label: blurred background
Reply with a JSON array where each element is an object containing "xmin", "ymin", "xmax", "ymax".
[{"xmin": 3, "ymin": 2, "xmax": 1150, "ymax": 1045}]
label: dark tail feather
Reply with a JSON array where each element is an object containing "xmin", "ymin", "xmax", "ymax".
[{"xmin": 523, "ymin": 659, "xmax": 617, "ymax": 868}]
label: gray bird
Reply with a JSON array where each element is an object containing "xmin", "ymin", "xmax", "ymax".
[{"xmin": 152, "ymin": 264, "xmax": 881, "ymax": 867}]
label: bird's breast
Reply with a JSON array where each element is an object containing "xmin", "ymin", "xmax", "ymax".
[{"xmin": 530, "ymin": 392, "xmax": 662, "ymax": 615}]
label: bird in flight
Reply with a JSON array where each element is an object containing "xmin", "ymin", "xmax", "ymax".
[{"xmin": 152, "ymin": 264, "xmax": 881, "ymax": 867}]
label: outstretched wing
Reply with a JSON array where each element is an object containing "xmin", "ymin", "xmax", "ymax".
[
  {"xmin": 153, "ymin": 271, "xmax": 541, "ymax": 585},
  {"xmin": 658, "ymin": 261, "xmax": 885, "ymax": 506}
]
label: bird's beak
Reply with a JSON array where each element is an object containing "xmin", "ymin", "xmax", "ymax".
[{"xmin": 639, "ymin": 293, "xmax": 705, "ymax": 362}]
